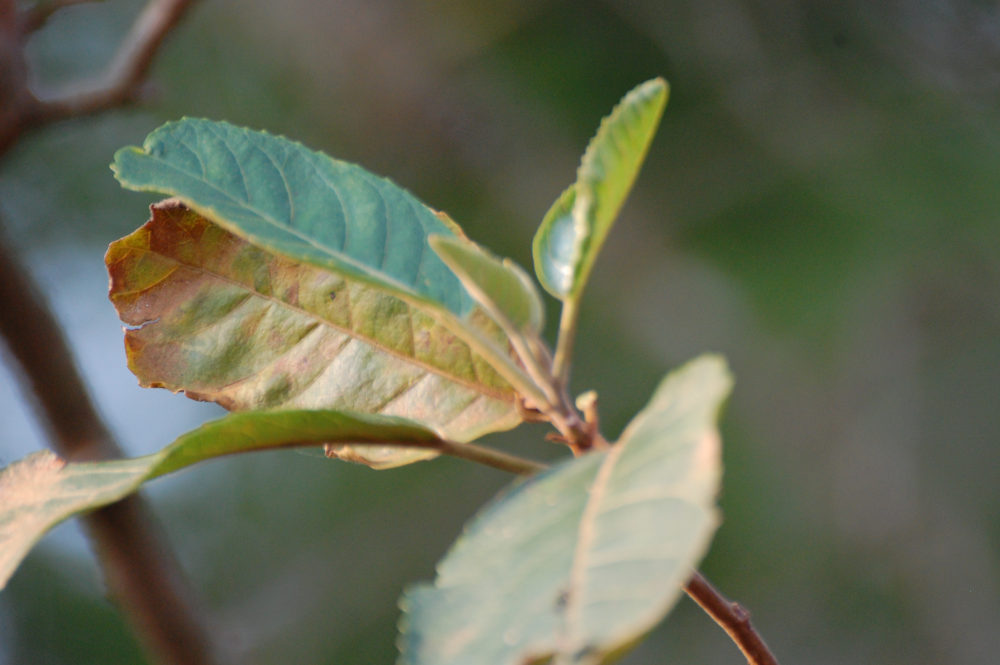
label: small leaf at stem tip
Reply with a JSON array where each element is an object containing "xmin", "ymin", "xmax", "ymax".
[
  {"xmin": 533, "ymin": 78, "xmax": 669, "ymax": 301},
  {"xmin": 397, "ymin": 354, "xmax": 730, "ymax": 665},
  {"xmin": 0, "ymin": 409, "xmax": 443, "ymax": 590},
  {"xmin": 429, "ymin": 235, "xmax": 545, "ymax": 334}
]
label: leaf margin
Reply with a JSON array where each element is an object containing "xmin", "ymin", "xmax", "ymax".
[
  {"xmin": 0, "ymin": 409, "xmax": 443, "ymax": 590},
  {"xmin": 396, "ymin": 353, "xmax": 731, "ymax": 665}
]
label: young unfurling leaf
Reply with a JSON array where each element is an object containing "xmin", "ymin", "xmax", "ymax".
[{"xmin": 533, "ymin": 78, "xmax": 668, "ymax": 302}]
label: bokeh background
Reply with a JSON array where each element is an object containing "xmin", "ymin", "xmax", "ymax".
[{"xmin": 2, "ymin": 1, "xmax": 999, "ymax": 663}]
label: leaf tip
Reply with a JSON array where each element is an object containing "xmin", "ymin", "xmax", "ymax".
[
  {"xmin": 109, "ymin": 145, "xmax": 143, "ymax": 180},
  {"xmin": 626, "ymin": 77, "xmax": 670, "ymax": 117},
  {"xmin": 645, "ymin": 76, "xmax": 669, "ymax": 100}
]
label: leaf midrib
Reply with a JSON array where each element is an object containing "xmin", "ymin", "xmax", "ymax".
[
  {"xmin": 561, "ymin": 442, "xmax": 625, "ymax": 654},
  {"xmin": 128, "ymin": 245, "xmax": 514, "ymax": 402},
  {"xmin": 128, "ymin": 139, "xmax": 431, "ymax": 304}
]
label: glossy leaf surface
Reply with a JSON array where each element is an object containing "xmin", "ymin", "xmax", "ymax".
[
  {"xmin": 113, "ymin": 118, "xmax": 475, "ymax": 315},
  {"xmin": 532, "ymin": 184, "xmax": 577, "ymax": 299},
  {"xmin": 107, "ymin": 202, "xmax": 520, "ymax": 467},
  {"xmin": 0, "ymin": 410, "xmax": 441, "ymax": 589},
  {"xmin": 533, "ymin": 79, "xmax": 668, "ymax": 300},
  {"xmin": 398, "ymin": 355, "xmax": 729, "ymax": 665}
]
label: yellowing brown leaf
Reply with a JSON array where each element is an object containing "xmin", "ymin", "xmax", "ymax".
[{"xmin": 106, "ymin": 201, "xmax": 521, "ymax": 467}]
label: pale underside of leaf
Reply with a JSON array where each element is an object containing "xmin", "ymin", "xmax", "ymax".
[
  {"xmin": 107, "ymin": 201, "xmax": 521, "ymax": 467},
  {"xmin": 397, "ymin": 355, "xmax": 730, "ymax": 665},
  {"xmin": 0, "ymin": 450, "xmax": 153, "ymax": 592},
  {"xmin": 112, "ymin": 118, "xmax": 475, "ymax": 316},
  {"xmin": 0, "ymin": 410, "xmax": 443, "ymax": 589}
]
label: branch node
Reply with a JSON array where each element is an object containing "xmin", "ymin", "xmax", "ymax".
[
  {"xmin": 732, "ymin": 602, "xmax": 751, "ymax": 623},
  {"xmin": 685, "ymin": 572, "xmax": 779, "ymax": 665}
]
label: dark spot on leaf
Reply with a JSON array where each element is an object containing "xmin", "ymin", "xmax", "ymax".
[{"xmin": 328, "ymin": 291, "xmax": 336, "ymax": 301}]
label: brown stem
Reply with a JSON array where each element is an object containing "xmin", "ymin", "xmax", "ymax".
[
  {"xmin": 0, "ymin": 0, "xmax": 15, "ymax": 29},
  {"xmin": 32, "ymin": 0, "xmax": 196, "ymax": 117},
  {"xmin": 685, "ymin": 571, "xmax": 780, "ymax": 665},
  {"xmin": 20, "ymin": 0, "xmax": 101, "ymax": 33},
  {"xmin": 0, "ymin": 2, "xmax": 215, "ymax": 663},
  {"xmin": 0, "ymin": 0, "xmax": 198, "ymax": 158},
  {"xmin": 0, "ymin": 1, "xmax": 30, "ymax": 154},
  {"xmin": 0, "ymin": 221, "xmax": 222, "ymax": 665}
]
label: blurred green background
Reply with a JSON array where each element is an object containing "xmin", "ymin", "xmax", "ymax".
[{"xmin": 2, "ymin": 1, "xmax": 999, "ymax": 663}]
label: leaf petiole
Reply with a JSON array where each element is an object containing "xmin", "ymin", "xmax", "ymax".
[
  {"xmin": 433, "ymin": 439, "xmax": 547, "ymax": 476},
  {"xmin": 551, "ymin": 295, "xmax": 581, "ymax": 390}
]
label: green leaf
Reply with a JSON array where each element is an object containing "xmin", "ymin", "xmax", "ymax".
[
  {"xmin": 429, "ymin": 235, "xmax": 545, "ymax": 335},
  {"xmin": 398, "ymin": 355, "xmax": 729, "ymax": 665},
  {"xmin": 533, "ymin": 79, "xmax": 668, "ymax": 300},
  {"xmin": 0, "ymin": 410, "xmax": 442, "ymax": 590},
  {"xmin": 112, "ymin": 118, "xmax": 474, "ymax": 316},
  {"xmin": 532, "ymin": 184, "xmax": 577, "ymax": 299},
  {"xmin": 107, "ymin": 202, "xmax": 522, "ymax": 468}
]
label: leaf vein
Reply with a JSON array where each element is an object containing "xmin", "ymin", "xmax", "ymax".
[
  {"xmin": 174, "ymin": 136, "xmax": 208, "ymax": 180},
  {"xmin": 203, "ymin": 122, "xmax": 251, "ymax": 203},
  {"xmin": 255, "ymin": 136, "xmax": 296, "ymax": 225},
  {"xmin": 127, "ymin": 247, "xmax": 512, "ymax": 401},
  {"xmin": 562, "ymin": 441, "xmax": 626, "ymax": 651},
  {"xmin": 135, "ymin": 147, "xmax": 421, "ymax": 300},
  {"xmin": 372, "ymin": 372, "xmax": 432, "ymax": 413}
]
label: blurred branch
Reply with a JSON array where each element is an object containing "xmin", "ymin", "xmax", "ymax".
[
  {"xmin": 0, "ymin": 2, "xmax": 219, "ymax": 664},
  {"xmin": 0, "ymin": 0, "xmax": 196, "ymax": 157},
  {"xmin": 21, "ymin": 0, "xmax": 101, "ymax": 33},
  {"xmin": 685, "ymin": 572, "xmax": 780, "ymax": 665},
  {"xmin": 0, "ymin": 0, "xmax": 14, "ymax": 28},
  {"xmin": 0, "ymin": 217, "xmax": 220, "ymax": 665}
]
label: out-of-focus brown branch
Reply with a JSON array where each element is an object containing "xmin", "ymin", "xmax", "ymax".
[
  {"xmin": 0, "ymin": 1, "xmax": 15, "ymax": 29},
  {"xmin": 686, "ymin": 571, "xmax": 780, "ymax": 665},
  {"xmin": 0, "ymin": 219, "xmax": 220, "ymax": 665},
  {"xmin": 0, "ymin": 0, "xmax": 196, "ymax": 158},
  {"xmin": 21, "ymin": 0, "xmax": 100, "ymax": 33},
  {"xmin": 31, "ymin": 0, "xmax": 196, "ymax": 117},
  {"xmin": 0, "ymin": 2, "xmax": 219, "ymax": 665}
]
